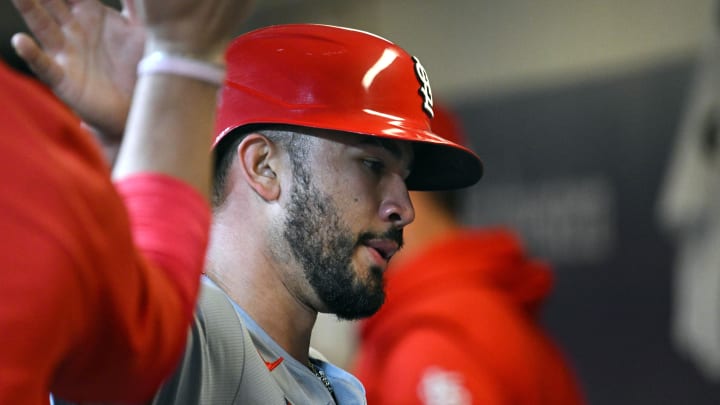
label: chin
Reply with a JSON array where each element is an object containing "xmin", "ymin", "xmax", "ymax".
[{"xmin": 332, "ymin": 284, "xmax": 386, "ymax": 320}]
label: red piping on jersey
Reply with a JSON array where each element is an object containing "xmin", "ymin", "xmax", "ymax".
[{"xmin": 261, "ymin": 355, "xmax": 284, "ymax": 371}]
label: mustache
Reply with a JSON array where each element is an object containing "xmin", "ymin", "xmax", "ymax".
[{"xmin": 358, "ymin": 228, "xmax": 404, "ymax": 248}]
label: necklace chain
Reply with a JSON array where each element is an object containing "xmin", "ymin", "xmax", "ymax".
[{"xmin": 308, "ymin": 361, "xmax": 335, "ymax": 397}]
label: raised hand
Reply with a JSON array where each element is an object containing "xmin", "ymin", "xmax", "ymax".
[
  {"xmin": 135, "ymin": 0, "xmax": 254, "ymax": 63},
  {"xmin": 11, "ymin": 0, "xmax": 145, "ymax": 140},
  {"xmin": 112, "ymin": 0, "xmax": 255, "ymax": 188}
]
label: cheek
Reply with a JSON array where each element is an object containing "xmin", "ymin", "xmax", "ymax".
[
  {"xmin": 342, "ymin": 192, "xmax": 379, "ymax": 226},
  {"xmin": 320, "ymin": 161, "xmax": 380, "ymax": 221}
]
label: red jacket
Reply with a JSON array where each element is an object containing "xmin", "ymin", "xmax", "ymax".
[
  {"xmin": 0, "ymin": 62, "xmax": 210, "ymax": 404},
  {"xmin": 354, "ymin": 229, "xmax": 586, "ymax": 405}
]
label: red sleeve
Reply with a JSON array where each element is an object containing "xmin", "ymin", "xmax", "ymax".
[
  {"xmin": 54, "ymin": 174, "xmax": 211, "ymax": 402},
  {"xmin": 0, "ymin": 63, "xmax": 210, "ymax": 404},
  {"xmin": 115, "ymin": 173, "xmax": 210, "ymax": 318},
  {"xmin": 371, "ymin": 329, "xmax": 511, "ymax": 405}
]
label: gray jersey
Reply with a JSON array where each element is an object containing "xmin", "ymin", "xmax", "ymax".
[
  {"xmin": 152, "ymin": 279, "xmax": 366, "ymax": 404},
  {"xmin": 55, "ymin": 279, "xmax": 366, "ymax": 405}
]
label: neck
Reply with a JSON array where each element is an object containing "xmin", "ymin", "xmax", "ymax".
[{"xmin": 206, "ymin": 212, "xmax": 317, "ymax": 363}]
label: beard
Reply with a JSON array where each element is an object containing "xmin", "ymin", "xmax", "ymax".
[{"xmin": 283, "ymin": 163, "xmax": 402, "ymax": 320}]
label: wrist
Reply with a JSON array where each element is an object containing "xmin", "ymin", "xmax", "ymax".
[
  {"xmin": 137, "ymin": 51, "xmax": 226, "ymax": 86},
  {"xmin": 144, "ymin": 38, "xmax": 227, "ymax": 66}
]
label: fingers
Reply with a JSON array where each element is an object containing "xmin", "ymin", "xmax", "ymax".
[
  {"xmin": 11, "ymin": 0, "xmax": 64, "ymax": 52},
  {"xmin": 11, "ymin": 33, "xmax": 65, "ymax": 88},
  {"xmin": 38, "ymin": 0, "xmax": 73, "ymax": 25},
  {"xmin": 138, "ymin": 0, "xmax": 255, "ymax": 61}
]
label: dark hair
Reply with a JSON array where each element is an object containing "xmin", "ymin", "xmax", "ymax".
[
  {"xmin": 212, "ymin": 131, "xmax": 244, "ymax": 208},
  {"xmin": 211, "ymin": 126, "xmax": 308, "ymax": 208}
]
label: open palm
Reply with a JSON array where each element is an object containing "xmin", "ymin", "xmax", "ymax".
[{"xmin": 12, "ymin": 0, "xmax": 145, "ymax": 138}]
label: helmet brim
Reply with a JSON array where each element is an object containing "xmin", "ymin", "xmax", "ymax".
[{"xmin": 215, "ymin": 109, "xmax": 483, "ymax": 191}]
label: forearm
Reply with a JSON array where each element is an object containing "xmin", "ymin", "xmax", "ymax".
[{"xmin": 112, "ymin": 46, "xmax": 221, "ymax": 198}]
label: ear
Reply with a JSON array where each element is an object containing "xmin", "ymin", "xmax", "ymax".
[{"xmin": 236, "ymin": 133, "xmax": 282, "ymax": 201}]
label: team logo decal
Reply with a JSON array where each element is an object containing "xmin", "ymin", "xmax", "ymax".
[{"xmin": 412, "ymin": 56, "xmax": 434, "ymax": 118}]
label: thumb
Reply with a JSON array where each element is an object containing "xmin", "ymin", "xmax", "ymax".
[{"xmin": 11, "ymin": 33, "xmax": 64, "ymax": 88}]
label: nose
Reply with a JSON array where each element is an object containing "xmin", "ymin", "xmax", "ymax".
[{"xmin": 378, "ymin": 174, "xmax": 415, "ymax": 227}]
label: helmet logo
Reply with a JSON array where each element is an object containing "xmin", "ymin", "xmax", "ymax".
[{"xmin": 412, "ymin": 56, "xmax": 434, "ymax": 118}]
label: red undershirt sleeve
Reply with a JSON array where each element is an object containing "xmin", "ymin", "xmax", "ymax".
[
  {"xmin": 115, "ymin": 173, "xmax": 210, "ymax": 316},
  {"xmin": 53, "ymin": 174, "xmax": 211, "ymax": 402},
  {"xmin": 85, "ymin": 174, "xmax": 211, "ymax": 400}
]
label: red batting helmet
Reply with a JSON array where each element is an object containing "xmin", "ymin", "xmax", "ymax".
[{"xmin": 214, "ymin": 24, "xmax": 482, "ymax": 190}]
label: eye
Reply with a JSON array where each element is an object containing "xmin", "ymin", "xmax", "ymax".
[{"xmin": 362, "ymin": 158, "xmax": 385, "ymax": 174}]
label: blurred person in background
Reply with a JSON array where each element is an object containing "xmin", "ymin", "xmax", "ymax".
[
  {"xmin": 657, "ymin": 23, "xmax": 720, "ymax": 382},
  {"xmin": 314, "ymin": 103, "xmax": 588, "ymax": 405}
]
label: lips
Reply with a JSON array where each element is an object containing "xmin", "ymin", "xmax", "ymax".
[{"xmin": 365, "ymin": 239, "xmax": 400, "ymax": 262}]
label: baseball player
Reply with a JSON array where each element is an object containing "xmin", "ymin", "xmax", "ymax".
[{"xmin": 13, "ymin": 1, "xmax": 483, "ymax": 403}]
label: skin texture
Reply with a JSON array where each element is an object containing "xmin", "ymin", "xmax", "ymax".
[{"xmin": 283, "ymin": 134, "xmax": 406, "ymax": 320}]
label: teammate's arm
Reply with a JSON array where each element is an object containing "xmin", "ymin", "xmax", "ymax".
[{"xmin": 5, "ymin": 0, "xmax": 252, "ymax": 401}]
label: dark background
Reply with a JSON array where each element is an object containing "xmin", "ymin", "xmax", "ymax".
[{"xmin": 454, "ymin": 60, "xmax": 720, "ymax": 403}]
